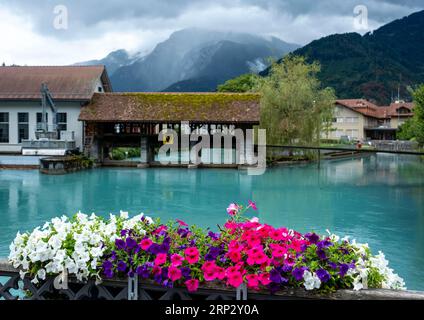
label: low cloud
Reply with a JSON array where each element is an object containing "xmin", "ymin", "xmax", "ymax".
[{"xmin": 0, "ymin": 0, "xmax": 422, "ymax": 65}]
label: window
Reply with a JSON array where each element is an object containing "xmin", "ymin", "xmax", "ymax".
[
  {"xmin": 36, "ymin": 112, "xmax": 48, "ymax": 130},
  {"xmin": 345, "ymin": 117, "xmax": 358, "ymax": 123},
  {"xmin": 98, "ymin": 86, "xmax": 103, "ymax": 92},
  {"xmin": 0, "ymin": 112, "xmax": 9, "ymax": 143},
  {"xmin": 335, "ymin": 130, "xmax": 344, "ymax": 138},
  {"xmin": 18, "ymin": 112, "xmax": 29, "ymax": 143},
  {"xmin": 346, "ymin": 129, "xmax": 359, "ymax": 138},
  {"xmin": 336, "ymin": 117, "xmax": 344, "ymax": 123},
  {"xmin": 56, "ymin": 113, "xmax": 67, "ymax": 131}
]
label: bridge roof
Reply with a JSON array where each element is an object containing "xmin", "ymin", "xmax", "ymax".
[{"xmin": 79, "ymin": 92, "xmax": 260, "ymax": 124}]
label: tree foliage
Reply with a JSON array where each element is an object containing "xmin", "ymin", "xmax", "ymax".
[
  {"xmin": 217, "ymin": 73, "xmax": 259, "ymax": 93},
  {"xmin": 396, "ymin": 84, "xmax": 424, "ymax": 146},
  {"xmin": 256, "ymin": 56, "xmax": 336, "ymax": 145}
]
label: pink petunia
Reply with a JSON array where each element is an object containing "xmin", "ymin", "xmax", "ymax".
[
  {"xmin": 168, "ymin": 266, "xmax": 182, "ymax": 281},
  {"xmin": 248, "ymin": 200, "xmax": 257, "ymax": 210},
  {"xmin": 227, "ymin": 250, "xmax": 242, "ymax": 263},
  {"xmin": 269, "ymin": 243, "xmax": 287, "ymax": 258},
  {"xmin": 154, "ymin": 253, "xmax": 167, "ymax": 266},
  {"xmin": 227, "ymin": 271, "xmax": 243, "ymax": 288},
  {"xmin": 184, "ymin": 247, "xmax": 199, "ymax": 264},
  {"xmin": 258, "ymin": 273, "xmax": 271, "ymax": 286},
  {"xmin": 226, "ymin": 203, "xmax": 239, "ymax": 216},
  {"xmin": 185, "ymin": 279, "xmax": 199, "ymax": 292},
  {"xmin": 171, "ymin": 254, "xmax": 184, "ymax": 267},
  {"xmin": 245, "ymin": 274, "xmax": 259, "ymax": 289},
  {"xmin": 215, "ymin": 267, "xmax": 226, "ymax": 280},
  {"xmin": 139, "ymin": 238, "xmax": 153, "ymax": 250},
  {"xmin": 176, "ymin": 219, "xmax": 188, "ymax": 226}
]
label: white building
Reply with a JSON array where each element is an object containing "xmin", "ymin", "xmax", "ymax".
[{"xmin": 0, "ymin": 66, "xmax": 112, "ymax": 153}]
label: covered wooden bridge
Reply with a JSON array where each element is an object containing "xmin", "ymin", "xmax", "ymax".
[{"xmin": 78, "ymin": 92, "xmax": 260, "ymax": 165}]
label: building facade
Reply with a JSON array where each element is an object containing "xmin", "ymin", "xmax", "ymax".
[
  {"xmin": 0, "ymin": 66, "xmax": 112, "ymax": 153},
  {"xmin": 328, "ymin": 99, "xmax": 414, "ymax": 141}
]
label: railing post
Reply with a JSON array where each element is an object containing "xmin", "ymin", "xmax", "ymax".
[
  {"xmin": 127, "ymin": 275, "xmax": 138, "ymax": 300},
  {"xmin": 236, "ymin": 283, "xmax": 247, "ymax": 300}
]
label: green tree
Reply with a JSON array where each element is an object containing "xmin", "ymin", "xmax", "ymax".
[
  {"xmin": 397, "ymin": 118, "xmax": 417, "ymax": 141},
  {"xmin": 411, "ymin": 84, "xmax": 424, "ymax": 146},
  {"xmin": 257, "ymin": 55, "xmax": 336, "ymax": 145},
  {"xmin": 397, "ymin": 85, "xmax": 424, "ymax": 146},
  {"xmin": 217, "ymin": 73, "xmax": 259, "ymax": 92}
]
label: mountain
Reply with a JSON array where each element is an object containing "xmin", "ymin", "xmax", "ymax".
[
  {"xmin": 74, "ymin": 49, "xmax": 140, "ymax": 76},
  {"xmin": 109, "ymin": 28, "xmax": 299, "ymax": 92},
  {"xmin": 260, "ymin": 10, "xmax": 424, "ymax": 105}
]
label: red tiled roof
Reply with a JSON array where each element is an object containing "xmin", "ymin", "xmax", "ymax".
[
  {"xmin": 79, "ymin": 92, "xmax": 260, "ymax": 124},
  {"xmin": 336, "ymin": 99, "xmax": 386, "ymax": 118},
  {"xmin": 0, "ymin": 66, "xmax": 112, "ymax": 101},
  {"xmin": 335, "ymin": 99, "xmax": 414, "ymax": 119},
  {"xmin": 386, "ymin": 101, "xmax": 414, "ymax": 117}
]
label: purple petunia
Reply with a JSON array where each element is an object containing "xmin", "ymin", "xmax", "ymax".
[
  {"xmin": 126, "ymin": 237, "xmax": 138, "ymax": 250},
  {"xmin": 339, "ymin": 263, "xmax": 349, "ymax": 277},
  {"xmin": 207, "ymin": 231, "xmax": 219, "ymax": 240},
  {"xmin": 292, "ymin": 266, "xmax": 307, "ymax": 281},
  {"xmin": 317, "ymin": 240, "xmax": 333, "ymax": 249},
  {"xmin": 117, "ymin": 260, "xmax": 127, "ymax": 272},
  {"xmin": 270, "ymin": 268, "xmax": 283, "ymax": 283},
  {"xmin": 115, "ymin": 238, "xmax": 126, "ymax": 250},
  {"xmin": 103, "ymin": 268, "xmax": 114, "ymax": 278},
  {"xmin": 316, "ymin": 249, "xmax": 327, "ymax": 260},
  {"xmin": 316, "ymin": 268, "xmax": 331, "ymax": 283},
  {"xmin": 304, "ymin": 232, "xmax": 320, "ymax": 244},
  {"xmin": 282, "ymin": 264, "xmax": 293, "ymax": 273},
  {"xmin": 181, "ymin": 267, "xmax": 192, "ymax": 279},
  {"xmin": 136, "ymin": 265, "xmax": 151, "ymax": 279}
]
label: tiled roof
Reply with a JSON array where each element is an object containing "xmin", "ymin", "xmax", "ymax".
[
  {"xmin": 386, "ymin": 101, "xmax": 414, "ymax": 117},
  {"xmin": 0, "ymin": 66, "xmax": 112, "ymax": 100},
  {"xmin": 79, "ymin": 92, "xmax": 260, "ymax": 124},
  {"xmin": 336, "ymin": 99, "xmax": 386, "ymax": 118}
]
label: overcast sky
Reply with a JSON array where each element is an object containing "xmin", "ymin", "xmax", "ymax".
[{"xmin": 0, "ymin": 0, "xmax": 422, "ymax": 65}]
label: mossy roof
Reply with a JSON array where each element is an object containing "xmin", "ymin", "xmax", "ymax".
[{"xmin": 79, "ymin": 92, "xmax": 260, "ymax": 124}]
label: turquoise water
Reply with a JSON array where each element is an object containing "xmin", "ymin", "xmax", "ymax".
[{"xmin": 0, "ymin": 154, "xmax": 423, "ymax": 290}]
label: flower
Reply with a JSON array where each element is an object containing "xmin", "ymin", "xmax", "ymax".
[
  {"xmin": 176, "ymin": 219, "xmax": 188, "ymax": 226},
  {"xmin": 258, "ymin": 273, "xmax": 271, "ymax": 286},
  {"xmin": 168, "ymin": 266, "xmax": 182, "ymax": 281},
  {"xmin": 117, "ymin": 260, "xmax": 127, "ymax": 272},
  {"xmin": 154, "ymin": 253, "xmax": 167, "ymax": 266},
  {"xmin": 246, "ymin": 274, "xmax": 259, "ymax": 289},
  {"xmin": 227, "ymin": 270, "xmax": 243, "ymax": 288},
  {"xmin": 316, "ymin": 268, "xmax": 331, "ymax": 283},
  {"xmin": 304, "ymin": 232, "xmax": 320, "ymax": 244},
  {"xmin": 292, "ymin": 267, "xmax": 307, "ymax": 281},
  {"xmin": 248, "ymin": 200, "xmax": 257, "ymax": 211},
  {"xmin": 303, "ymin": 271, "xmax": 321, "ymax": 290},
  {"xmin": 226, "ymin": 203, "xmax": 239, "ymax": 216},
  {"xmin": 227, "ymin": 250, "xmax": 242, "ymax": 263},
  {"xmin": 185, "ymin": 279, "xmax": 199, "ymax": 292},
  {"xmin": 140, "ymin": 238, "xmax": 153, "ymax": 250},
  {"xmin": 171, "ymin": 254, "xmax": 184, "ymax": 267},
  {"xmin": 9, "ymin": 205, "xmax": 406, "ymax": 294},
  {"xmin": 184, "ymin": 247, "xmax": 199, "ymax": 264},
  {"xmin": 269, "ymin": 243, "xmax": 287, "ymax": 258}
]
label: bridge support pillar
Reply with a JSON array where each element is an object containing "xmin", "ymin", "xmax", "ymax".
[{"xmin": 140, "ymin": 136, "xmax": 154, "ymax": 164}]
